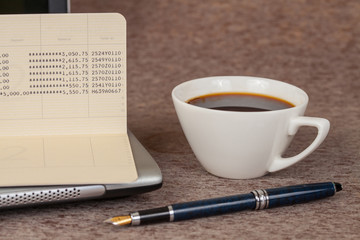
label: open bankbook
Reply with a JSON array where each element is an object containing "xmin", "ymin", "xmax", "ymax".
[{"xmin": 0, "ymin": 13, "xmax": 162, "ymax": 209}]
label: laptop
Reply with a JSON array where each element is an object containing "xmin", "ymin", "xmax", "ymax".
[
  {"xmin": 0, "ymin": 131, "xmax": 162, "ymax": 209},
  {"xmin": 0, "ymin": 0, "xmax": 70, "ymax": 14}
]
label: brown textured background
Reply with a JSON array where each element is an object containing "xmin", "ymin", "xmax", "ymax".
[{"xmin": 1, "ymin": 0, "xmax": 359, "ymax": 239}]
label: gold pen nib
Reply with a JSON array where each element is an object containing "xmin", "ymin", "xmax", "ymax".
[{"xmin": 104, "ymin": 215, "xmax": 132, "ymax": 226}]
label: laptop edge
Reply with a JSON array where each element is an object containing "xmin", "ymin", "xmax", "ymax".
[{"xmin": 0, "ymin": 131, "xmax": 163, "ymax": 209}]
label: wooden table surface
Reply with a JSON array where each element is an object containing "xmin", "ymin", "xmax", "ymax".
[{"xmin": 1, "ymin": 1, "xmax": 359, "ymax": 239}]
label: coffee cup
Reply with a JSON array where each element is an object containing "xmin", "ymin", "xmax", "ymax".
[{"xmin": 172, "ymin": 76, "xmax": 330, "ymax": 179}]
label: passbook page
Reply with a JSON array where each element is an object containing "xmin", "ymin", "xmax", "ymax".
[{"xmin": 0, "ymin": 13, "xmax": 138, "ymax": 186}]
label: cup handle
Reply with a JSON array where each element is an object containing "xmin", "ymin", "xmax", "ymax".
[{"xmin": 268, "ymin": 116, "xmax": 330, "ymax": 172}]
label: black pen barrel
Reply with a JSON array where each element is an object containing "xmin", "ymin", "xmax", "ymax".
[
  {"xmin": 135, "ymin": 207, "xmax": 170, "ymax": 225},
  {"xmin": 171, "ymin": 193, "xmax": 255, "ymax": 222}
]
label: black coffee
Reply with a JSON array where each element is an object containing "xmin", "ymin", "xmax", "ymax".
[{"xmin": 186, "ymin": 92, "xmax": 295, "ymax": 112}]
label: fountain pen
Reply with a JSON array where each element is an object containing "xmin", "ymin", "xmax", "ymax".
[{"xmin": 104, "ymin": 182, "xmax": 342, "ymax": 226}]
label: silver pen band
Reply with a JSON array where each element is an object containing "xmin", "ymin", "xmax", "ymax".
[
  {"xmin": 130, "ymin": 212, "xmax": 141, "ymax": 226},
  {"xmin": 251, "ymin": 189, "xmax": 269, "ymax": 210},
  {"xmin": 168, "ymin": 205, "xmax": 174, "ymax": 222}
]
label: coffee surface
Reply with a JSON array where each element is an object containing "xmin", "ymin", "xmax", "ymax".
[{"xmin": 186, "ymin": 92, "xmax": 295, "ymax": 112}]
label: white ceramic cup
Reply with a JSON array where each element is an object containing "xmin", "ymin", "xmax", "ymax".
[{"xmin": 172, "ymin": 76, "xmax": 330, "ymax": 179}]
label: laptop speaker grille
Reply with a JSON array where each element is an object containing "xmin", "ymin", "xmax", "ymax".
[{"xmin": 0, "ymin": 188, "xmax": 81, "ymax": 207}]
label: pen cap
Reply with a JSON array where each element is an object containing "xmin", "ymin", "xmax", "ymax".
[{"xmin": 265, "ymin": 182, "xmax": 336, "ymax": 208}]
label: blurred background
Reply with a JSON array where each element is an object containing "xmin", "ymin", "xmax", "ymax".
[
  {"xmin": 1, "ymin": 0, "xmax": 359, "ymax": 239},
  {"xmin": 71, "ymin": 0, "xmax": 359, "ymax": 164}
]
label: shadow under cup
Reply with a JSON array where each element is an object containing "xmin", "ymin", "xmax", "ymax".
[{"xmin": 172, "ymin": 76, "xmax": 330, "ymax": 179}]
